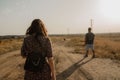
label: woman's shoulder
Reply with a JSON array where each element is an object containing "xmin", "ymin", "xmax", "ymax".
[
  {"xmin": 24, "ymin": 35, "xmax": 31, "ymax": 39},
  {"xmin": 23, "ymin": 35, "xmax": 34, "ymax": 41},
  {"xmin": 38, "ymin": 36, "xmax": 51, "ymax": 43},
  {"xmin": 37, "ymin": 36, "xmax": 49, "ymax": 39},
  {"xmin": 24, "ymin": 35, "xmax": 51, "ymax": 41}
]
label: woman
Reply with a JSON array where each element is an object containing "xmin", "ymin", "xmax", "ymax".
[{"xmin": 21, "ymin": 19, "xmax": 56, "ymax": 80}]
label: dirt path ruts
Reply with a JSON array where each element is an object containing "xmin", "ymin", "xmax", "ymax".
[
  {"xmin": 0, "ymin": 51, "xmax": 25, "ymax": 80},
  {"xmin": 0, "ymin": 41, "xmax": 120, "ymax": 80},
  {"xmin": 54, "ymin": 44, "xmax": 93, "ymax": 80},
  {"xmin": 53, "ymin": 41, "xmax": 120, "ymax": 80}
]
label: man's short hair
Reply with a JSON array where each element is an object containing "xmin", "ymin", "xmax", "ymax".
[{"xmin": 88, "ymin": 27, "xmax": 91, "ymax": 31}]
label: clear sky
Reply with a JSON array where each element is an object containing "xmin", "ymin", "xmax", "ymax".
[{"xmin": 0, "ymin": 0, "xmax": 120, "ymax": 35}]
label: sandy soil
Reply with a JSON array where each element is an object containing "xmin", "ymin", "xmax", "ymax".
[{"xmin": 0, "ymin": 39, "xmax": 120, "ymax": 80}]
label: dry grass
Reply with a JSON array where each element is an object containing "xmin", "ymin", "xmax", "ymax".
[
  {"xmin": 0, "ymin": 34, "xmax": 120, "ymax": 60},
  {"xmin": 0, "ymin": 38, "xmax": 23, "ymax": 55},
  {"xmin": 95, "ymin": 37, "xmax": 120, "ymax": 60},
  {"xmin": 65, "ymin": 35, "xmax": 120, "ymax": 60}
]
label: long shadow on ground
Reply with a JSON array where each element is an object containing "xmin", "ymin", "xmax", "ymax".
[{"xmin": 56, "ymin": 57, "xmax": 93, "ymax": 80}]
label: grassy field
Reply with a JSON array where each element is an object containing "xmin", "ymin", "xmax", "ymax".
[
  {"xmin": 0, "ymin": 38, "xmax": 23, "ymax": 55},
  {"xmin": 65, "ymin": 35, "xmax": 120, "ymax": 60},
  {"xmin": 0, "ymin": 34, "xmax": 120, "ymax": 80},
  {"xmin": 0, "ymin": 34, "xmax": 120, "ymax": 60}
]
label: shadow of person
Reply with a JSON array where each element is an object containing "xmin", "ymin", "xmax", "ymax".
[{"xmin": 56, "ymin": 57, "xmax": 93, "ymax": 80}]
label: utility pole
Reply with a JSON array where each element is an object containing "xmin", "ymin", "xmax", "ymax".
[{"xmin": 90, "ymin": 19, "xmax": 93, "ymax": 32}]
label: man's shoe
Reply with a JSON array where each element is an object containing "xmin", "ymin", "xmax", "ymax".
[{"xmin": 92, "ymin": 55, "xmax": 95, "ymax": 58}]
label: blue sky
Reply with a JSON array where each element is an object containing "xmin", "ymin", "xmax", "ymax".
[{"xmin": 0, "ymin": 0, "xmax": 120, "ymax": 35}]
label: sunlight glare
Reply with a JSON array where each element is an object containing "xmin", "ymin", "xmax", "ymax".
[{"xmin": 99, "ymin": 0, "xmax": 120, "ymax": 20}]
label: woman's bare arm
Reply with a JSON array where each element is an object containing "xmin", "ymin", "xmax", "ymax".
[{"xmin": 48, "ymin": 57, "xmax": 56, "ymax": 80}]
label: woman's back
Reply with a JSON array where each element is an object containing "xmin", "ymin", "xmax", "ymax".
[
  {"xmin": 23, "ymin": 35, "xmax": 48, "ymax": 54},
  {"xmin": 21, "ymin": 19, "xmax": 56, "ymax": 80}
]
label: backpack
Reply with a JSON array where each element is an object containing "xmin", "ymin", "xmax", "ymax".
[{"xmin": 24, "ymin": 39, "xmax": 46, "ymax": 72}]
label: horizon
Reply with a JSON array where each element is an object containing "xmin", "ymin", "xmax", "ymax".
[{"xmin": 0, "ymin": 32, "xmax": 120, "ymax": 36}]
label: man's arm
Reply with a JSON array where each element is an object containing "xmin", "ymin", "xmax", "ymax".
[{"xmin": 84, "ymin": 34, "xmax": 87, "ymax": 45}]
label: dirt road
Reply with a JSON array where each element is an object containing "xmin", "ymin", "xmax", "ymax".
[
  {"xmin": 0, "ymin": 50, "xmax": 24, "ymax": 80},
  {"xmin": 0, "ymin": 40, "xmax": 120, "ymax": 80},
  {"xmin": 55, "ymin": 45, "xmax": 120, "ymax": 80}
]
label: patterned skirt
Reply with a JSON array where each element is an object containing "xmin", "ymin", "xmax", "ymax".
[{"xmin": 24, "ymin": 63, "xmax": 51, "ymax": 80}]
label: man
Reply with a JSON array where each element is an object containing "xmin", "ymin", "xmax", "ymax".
[{"xmin": 84, "ymin": 27, "xmax": 95, "ymax": 58}]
